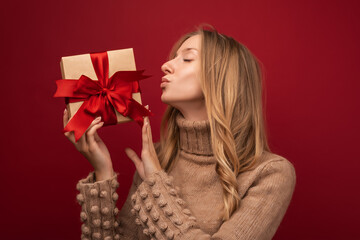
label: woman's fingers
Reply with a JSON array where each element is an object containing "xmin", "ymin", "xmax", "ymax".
[
  {"xmin": 64, "ymin": 131, "xmax": 75, "ymax": 143},
  {"xmin": 125, "ymin": 148, "xmax": 142, "ymax": 168},
  {"xmin": 142, "ymin": 115, "xmax": 149, "ymax": 151},
  {"xmin": 143, "ymin": 105, "xmax": 156, "ymax": 156},
  {"xmin": 94, "ymin": 130, "xmax": 101, "ymax": 142},
  {"xmin": 125, "ymin": 147, "xmax": 145, "ymax": 179},
  {"xmin": 63, "ymin": 108, "xmax": 76, "ymax": 143},
  {"xmin": 146, "ymin": 116, "xmax": 157, "ymax": 157},
  {"xmin": 146, "ymin": 117, "xmax": 153, "ymax": 144},
  {"xmin": 64, "ymin": 129, "xmax": 75, "ymax": 143},
  {"xmin": 62, "ymin": 111, "xmax": 102, "ymax": 147},
  {"xmin": 78, "ymin": 116, "xmax": 101, "ymax": 147},
  {"xmin": 63, "ymin": 108, "xmax": 69, "ymax": 127},
  {"xmin": 145, "ymin": 117, "xmax": 150, "ymax": 145},
  {"xmin": 142, "ymin": 105, "xmax": 151, "ymax": 150},
  {"xmin": 142, "ymin": 105, "xmax": 156, "ymax": 157},
  {"xmin": 77, "ymin": 131, "xmax": 87, "ymax": 150},
  {"xmin": 86, "ymin": 121, "xmax": 104, "ymax": 145},
  {"xmin": 69, "ymin": 116, "xmax": 101, "ymax": 149}
]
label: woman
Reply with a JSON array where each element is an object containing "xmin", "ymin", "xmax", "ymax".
[{"xmin": 66, "ymin": 24, "xmax": 296, "ymax": 240}]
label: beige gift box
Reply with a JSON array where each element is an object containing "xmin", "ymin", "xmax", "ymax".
[{"xmin": 60, "ymin": 48, "xmax": 143, "ymax": 123}]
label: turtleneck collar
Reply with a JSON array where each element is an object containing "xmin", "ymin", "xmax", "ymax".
[{"xmin": 175, "ymin": 113, "xmax": 213, "ymax": 156}]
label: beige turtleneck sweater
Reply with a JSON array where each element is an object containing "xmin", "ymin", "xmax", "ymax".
[{"xmin": 76, "ymin": 113, "xmax": 296, "ymax": 240}]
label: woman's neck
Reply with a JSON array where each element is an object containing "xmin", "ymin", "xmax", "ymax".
[
  {"xmin": 173, "ymin": 99, "xmax": 208, "ymax": 121},
  {"xmin": 175, "ymin": 112, "xmax": 213, "ymax": 156}
]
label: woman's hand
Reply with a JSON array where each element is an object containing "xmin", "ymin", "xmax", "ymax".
[
  {"xmin": 63, "ymin": 108, "xmax": 114, "ymax": 181},
  {"xmin": 125, "ymin": 113, "xmax": 162, "ymax": 181}
]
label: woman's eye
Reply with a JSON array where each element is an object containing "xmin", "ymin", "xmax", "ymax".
[{"xmin": 183, "ymin": 59, "xmax": 193, "ymax": 62}]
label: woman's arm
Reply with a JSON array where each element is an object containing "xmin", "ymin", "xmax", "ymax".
[
  {"xmin": 76, "ymin": 169, "xmax": 144, "ymax": 240},
  {"xmin": 130, "ymin": 158, "xmax": 296, "ymax": 240}
]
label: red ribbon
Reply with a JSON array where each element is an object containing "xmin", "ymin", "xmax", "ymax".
[{"xmin": 53, "ymin": 51, "xmax": 154, "ymax": 142}]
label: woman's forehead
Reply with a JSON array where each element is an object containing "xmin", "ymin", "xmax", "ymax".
[
  {"xmin": 175, "ymin": 35, "xmax": 201, "ymax": 57},
  {"xmin": 181, "ymin": 35, "xmax": 201, "ymax": 50}
]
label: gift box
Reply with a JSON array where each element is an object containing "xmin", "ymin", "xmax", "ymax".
[{"xmin": 54, "ymin": 48, "xmax": 153, "ymax": 141}]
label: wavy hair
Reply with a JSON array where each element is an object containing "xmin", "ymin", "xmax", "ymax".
[{"xmin": 156, "ymin": 23, "xmax": 271, "ymax": 221}]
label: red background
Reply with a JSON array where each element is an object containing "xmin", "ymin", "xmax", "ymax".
[{"xmin": 1, "ymin": 0, "xmax": 359, "ymax": 239}]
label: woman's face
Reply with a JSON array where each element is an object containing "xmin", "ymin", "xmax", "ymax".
[{"xmin": 160, "ymin": 34, "xmax": 204, "ymax": 107}]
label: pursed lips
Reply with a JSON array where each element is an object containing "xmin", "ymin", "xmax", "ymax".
[
  {"xmin": 161, "ymin": 77, "xmax": 170, "ymax": 83},
  {"xmin": 161, "ymin": 77, "xmax": 170, "ymax": 88}
]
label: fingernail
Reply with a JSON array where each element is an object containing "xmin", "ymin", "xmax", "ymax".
[
  {"xmin": 95, "ymin": 116, "xmax": 101, "ymax": 121},
  {"xmin": 64, "ymin": 108, "xmax": 67, "ymax": 113}
]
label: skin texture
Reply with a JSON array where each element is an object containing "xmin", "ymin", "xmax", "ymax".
[
  {"xmin": 63, "ymin": 109, "xmax": 114, "ymax": 181},
  {"xmin": 161, "ymin": 34, "xmax": 208, "ymax": 121},
  {"xmin": 63, "ymin": 34, "xmax": 208, "ymax": 181}
]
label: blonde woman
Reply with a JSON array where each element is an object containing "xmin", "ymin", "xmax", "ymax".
[{"xmin": 66, "ymin": 24, "xmax": 296, "ymax": 240}]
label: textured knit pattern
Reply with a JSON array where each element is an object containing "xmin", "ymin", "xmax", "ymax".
[{"xmin": 76, "ymin": 113, "xmax": 296, "ymax": 240}]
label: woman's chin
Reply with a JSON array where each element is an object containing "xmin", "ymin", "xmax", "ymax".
[
  {"xmin": 160, "ymin": 95, "xmax": 174, "ymax": 106},
  {"xmin": 161, "ymin": 91, "xmax": 168, "ymax": 101},
  {"xmin": 160, "ymin": 94, "xmax": 168, "ymax": 104}
]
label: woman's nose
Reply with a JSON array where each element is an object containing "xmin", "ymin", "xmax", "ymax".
[{"xmin": 161, "ymin": 61, "xmax": 173, "ymax": 74}]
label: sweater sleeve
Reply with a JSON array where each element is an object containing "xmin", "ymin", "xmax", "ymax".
[
  {"xmin": 75, "ymin": 169, "xmax": 144, "ymax": 240},
  {"xmin": 130, "ymin": 158, "xmax": 296, "ymax": 240}
]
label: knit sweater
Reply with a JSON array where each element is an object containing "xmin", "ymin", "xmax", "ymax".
[{"xmin": 75, "ymin": 113, "xmax": 296, "ymax": 240}]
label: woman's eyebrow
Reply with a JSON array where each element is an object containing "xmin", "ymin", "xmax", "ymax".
[{"xmin": 174, "ymin": 48, "xmax": 198, "ymax": 57}]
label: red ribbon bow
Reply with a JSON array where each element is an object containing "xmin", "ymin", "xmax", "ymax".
[{"xmin": 53, "ymin": 51, "xmax": 154, "ymax": 142}]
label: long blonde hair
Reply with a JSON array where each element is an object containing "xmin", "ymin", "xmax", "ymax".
[{"xmin": 157, "ymin": 24, "xmax": 271, "ymax": 221}]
